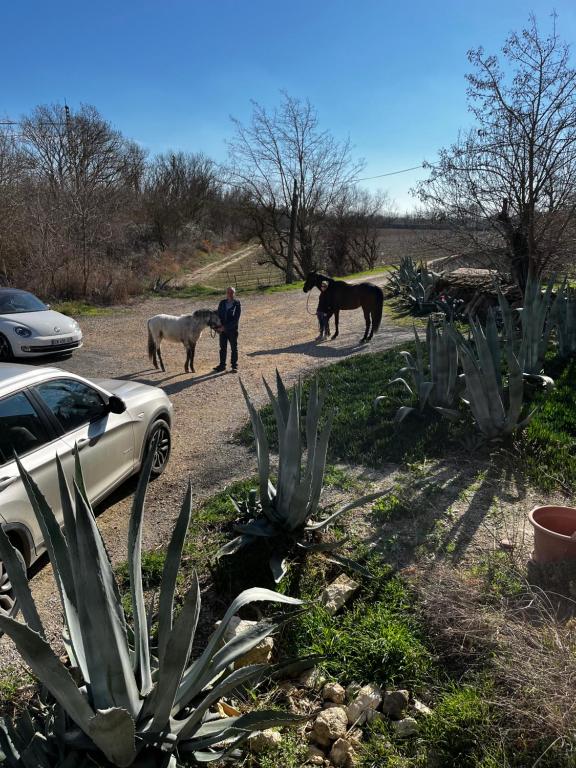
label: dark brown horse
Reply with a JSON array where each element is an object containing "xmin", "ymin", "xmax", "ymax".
[{"xmin": 303, "ymin": 271, "xmax": 384, "ymax": 343}]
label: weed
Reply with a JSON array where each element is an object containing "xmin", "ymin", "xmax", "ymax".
[
  {"xmin": 51, "ymin": 300, "xmax": 114, "ymax": 317},
  {"xmin": 116, "ymin": 548, "xmax": 167, "ymax": 591},
  {"xmin": 471, "ymin": 550, "xmax": 524, "ymax": 599},
  {"xmin": 371, "ymin": 489, "xmax": 409, "ymax": 522},
  {"xmin": 253, "ymin": 732, "xmax": 308, "ymax": 767},
  {"xmin": 324, "ymin": 464, "xmax": 361, "ymax": 491}
]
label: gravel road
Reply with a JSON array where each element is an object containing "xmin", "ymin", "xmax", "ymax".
[{"xmin": 0, "ymin": 276, "xmax": 410, "ymax": 663}]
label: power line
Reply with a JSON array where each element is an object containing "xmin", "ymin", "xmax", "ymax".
[{"xmin": 355, "ymin": 164, "xmax": 424, "ymax": 181}]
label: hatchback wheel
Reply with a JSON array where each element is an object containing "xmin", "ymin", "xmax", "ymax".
[
  {"xmin": 0, "ymin": 558, "xmax": 17, "ymax": 619},
  {"xmin": 146, "ymin": 419, "xmax": 171, "ymax": 478},
  {"xmin": 0, "ymin": 334, "xmax": 12, "ymax": 362}
]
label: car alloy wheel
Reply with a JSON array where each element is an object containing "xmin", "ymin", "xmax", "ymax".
[
  {"xmin": 0, "ymin": 558, "xmax": 17, "ymax": 618},
  {"xmin": 0, "ymin": 334, "xmax": 12, "ymax": 362},
  {"xmin": 148, "ymin": 420, "xmax": 171, "ymax": 478}
]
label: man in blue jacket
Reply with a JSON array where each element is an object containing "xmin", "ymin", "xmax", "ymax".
[{"xmin": 213, "ymin": 286, "xmax": 241, "ymax": 372}]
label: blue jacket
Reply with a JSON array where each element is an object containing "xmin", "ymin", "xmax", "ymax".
[{"xmin": 217, "ymin": 298, "xmax": 241, "ymax": 332}]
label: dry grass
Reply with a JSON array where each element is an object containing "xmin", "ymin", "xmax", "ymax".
[{"xmin": 414, "ymin": 564, "xmax": 576, "ymax": 745}]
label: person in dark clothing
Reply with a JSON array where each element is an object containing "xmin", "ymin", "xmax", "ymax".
[
  {"xmin": 213, "ymin": 286, "xmax": 241, "ymax": 372},
  {"xmin": 316, "ymin": 280, "xmax": 332, "ymax": 340}
]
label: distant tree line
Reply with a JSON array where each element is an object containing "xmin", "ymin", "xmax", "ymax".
[{"xmin": 0, "ymin": 98, "xmax": 391, "ymax": 300}]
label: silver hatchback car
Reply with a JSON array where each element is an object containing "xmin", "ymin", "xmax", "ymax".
[{"xmin": 0, "ymin": 363, "xmax": 173, "ymax": 617}]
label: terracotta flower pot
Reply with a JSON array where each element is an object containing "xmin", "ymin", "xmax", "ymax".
[{"xmin": 529, "ymin": 505, "xmax": 576, "ymax": 563}]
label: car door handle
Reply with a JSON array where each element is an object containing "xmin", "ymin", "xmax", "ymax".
[
  {"xmin": 0, "ymin": 476, "xmax": 17, "ymax": 491},
  {"xmin": 76, "ymin": 438, "xmax": 91, "ymax": 451}
]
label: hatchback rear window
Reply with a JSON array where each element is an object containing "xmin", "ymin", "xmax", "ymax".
[{"xmin": 0, "ymin": 392, "xmax": 50, "ymax": 464}]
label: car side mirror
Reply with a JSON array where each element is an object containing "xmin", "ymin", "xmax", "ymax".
[{"xmin": 108, "ymin": 395, "xmax": 127, "ymax": 414}]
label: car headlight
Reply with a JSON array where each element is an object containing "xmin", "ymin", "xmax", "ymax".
[{"xmin": 14, "ymin": 326, "xmax": 32, "ymax": 338}]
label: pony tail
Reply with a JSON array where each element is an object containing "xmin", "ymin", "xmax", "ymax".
[
  {"xmin": 372, "ymin": 287, "xmax": 384, "ymax": 335},
  {"xmin": 147, "ymin": 322, "xmax": 155, "ymax": 360}
]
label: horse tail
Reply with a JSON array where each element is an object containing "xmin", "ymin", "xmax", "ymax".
[
  {"xmin": 372, "ymin": 286, "xmax": 384, "ymax": 335},
  {"xmin": 147, "ymin": 321, "xmax": 156, "ymax": 360}
]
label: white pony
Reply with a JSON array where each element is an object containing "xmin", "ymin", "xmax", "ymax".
[{"xmin": 147, "ymin": 309, "xmax": 221, "ymax": 373}]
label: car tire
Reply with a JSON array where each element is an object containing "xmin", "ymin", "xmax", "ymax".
[
  {"xmin": 0, "ymin": 555, "xmax": 20, "ymax": 621},
  {"xmin": 145, "ymin": 419, "xmax": 171, "ymax": 478},
  {"xmin": 0, "ymin": 333, "xmax": 13, "ymax": 362}
]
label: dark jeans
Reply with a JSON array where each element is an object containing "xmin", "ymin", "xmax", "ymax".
[{"xmin": 220, "ymin": 329, "xmax": 238, "ymax": 368}]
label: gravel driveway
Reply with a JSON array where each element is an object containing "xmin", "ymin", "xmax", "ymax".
[{"xmin": 1, "ymin": 277, "xmax": 410, "ymax": 663}]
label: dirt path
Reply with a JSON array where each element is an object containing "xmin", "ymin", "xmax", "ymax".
[
  {"xmin": 0, "ymin": 277, "xmax": 410, "ymax": 662},
  {"xmin": 183, "ymin": 244, "xmax": 262, "ymax": 284}
]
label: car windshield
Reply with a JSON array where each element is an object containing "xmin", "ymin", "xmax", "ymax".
[{"xmin": 0, "ymin": 291, "xmax": 47, "ymax": 314}]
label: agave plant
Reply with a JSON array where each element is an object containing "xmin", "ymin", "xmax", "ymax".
[
  {"xmin": 449, "ymin": 311, "xmax": 551, "ymax": 440},
  {"xmin": 0, "ymin": 444, "xmax": 304, "ymax": 767},
  {"xmin": 498, "ymin": 274, "xmax": 555, "ymax": 375},
  {"xmin": 218, "ymin": 372, "xmax": 386, "ymax": 583},
  {"xmin": 551, "ymin": 278, "xmax": 576, "ymax": 358},
  {"xmin": 376, "ymin": 318, "xmax": 461, "ymax": 422},
  {"xmin": 388, "ymin": 256, "xmax": 440, "ymax": 314}
]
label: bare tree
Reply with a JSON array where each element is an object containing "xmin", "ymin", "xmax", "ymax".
[
  {"xmin": 21, "ymin": 104, "xmax": 146, "ymax": 296},
  {"xmin": 227, "ymin": 93, "xmax": 363, "ymax": 282},
  {"xmin": 321, "ymin": 188, "xmax": 392, "ymax": 274},
  {"xmin": 144, "ymin": 151, "xmax": 218, "ymax": 249},
  {"xmin": 416, "ymin": 15, "xmax": 576, "ymax": 290}
]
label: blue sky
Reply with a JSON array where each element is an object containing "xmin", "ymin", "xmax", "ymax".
[{"xmin": 3, "ymin": 1, "xmax": 576, "ymax": 211}]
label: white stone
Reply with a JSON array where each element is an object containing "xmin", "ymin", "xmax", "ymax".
[
  {"xmin": 217, "ymin": 616, "xmax": 274, "ymax": 668},
  {"xmin": 411, "ymin": 698, "xmax": 433, "ymax": 717},
  {"xmin": 322, "ymin": 681, "xmax": 346, "ymax": 704},
  {"xmin": 312, "ymin": 707, "xmax": 348, "ymax": 746},
  {"xmin": 329, "ymin": 738, "xmax": 353, "ymax": 767},
  {"xmin": 345, "ymin": 684, "xmax": 382, "ymax": 725},
  {"xmin": 321, "ymin": 574, "xmax": 360, "ymax": 615},
  {"xmin": 392, "ymin": 717, "xmax": 419, "ymax": 738},
  {"xmin": 298, "ymin": 667, "xmax": 326, "ymax": 690},
  {"xmin": 248, "ymin": 729, "xmax": 282, "ymax": 752}
]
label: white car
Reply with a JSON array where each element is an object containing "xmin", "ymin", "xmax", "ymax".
[
  {"xmin": 0, "ymin": 289, "xmax": 83, "ymax": 360},
  {"xmin": 0, "ymin": 363, "xmax": 173, "ymax": 617}
]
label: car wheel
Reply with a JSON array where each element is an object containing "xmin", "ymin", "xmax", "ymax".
[
  {"xmin": 146, "ymin": 419, "xmax": 171, "ymax": 478},
  {"xmin": 0, "ymin": 333, "xmax": 13, "ymax": 362},
  {"xmin": 0, "ymin": 557, "xmax": 18, "ymax": 619}
]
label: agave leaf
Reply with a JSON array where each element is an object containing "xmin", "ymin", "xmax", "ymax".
[
  {"xmin": 156, "ymin": 480, "xmax": 193, "ymax": 672},
  {"xmin": 434, "ymin": 406, "xmax": 461, "ymax": 421},
  {"xmin": 174, "ymin": 664, "xmax": 268, "ymax": 741},
  {"xmin": 275, "ymin": 368, "xmax": 291, "ymax": 424},
  {"xmin": 269, "ymin": 552, "xmax": 289, "ymax": 583},
  {"xmin": 147, "ymin": 571, "xmax": 200, "ymax": 730},
  {"xmin": 386, "ymin": 377, "xmax": 414, "ymax": 396},
  {"xmin": 0, "ymin": 616, "xmax": 95, "ymax": 735},
  {"xmin": 296, "ymin": 537, "xmax": 349, "ymax": 552},
  {"xmin": 276, "ymin": 387, "xmax": 302, "ymax": 519},
  {"xmin": 305, "ymin": 413, "xmax": 334, "ymax": 524},
  {"xmin": 0, "ymin": 721, "xmax": 19, "ymax": 764},
  {"xmin": 217, "ymin": 535, "xmax": 250, "ymax": 558},
  {"xmin": 262, "ymin": 377, "xmax": 286, "ymax": 448},
  {"xmin": 233, "ymin": 518, "xmax": 276, "ymax": 538},
  {"xmin": 239, "ymin": 379, "xmax": 270, "ymax": 516},
  {"xmin": 72, "ymin": 485, "xmax": 140, "ymax": 714},
  {"xmin": 175, "ymin": 589, "xmax": 302, "ymax": 710},
  {"xmin": 87, "ymin": 708, "xmax": 136, "ymax": 768},
  {"xmin": 326, "ymin": 552, "xmax": 372, "ymax": 578},
  {"xmin": 0, "ymin": 527, "xmax": 43, "ymax": 635},
  {"xmin": 307, "ymin": 489, "xmax": 390, "ymax": 532},
  {"xmin": 393, "ymin": 406, "xmax": 415, "ymax": 423},
  {"xmin": 127, "ymin": 437, "xmax": 157, "ymax": 697}
]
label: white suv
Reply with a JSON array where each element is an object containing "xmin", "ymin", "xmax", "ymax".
[{"xmin": 0, "ymin": 363, "xmax": 173, "ymax": 616}]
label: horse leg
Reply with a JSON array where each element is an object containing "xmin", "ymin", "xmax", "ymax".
[
  {"xmin": 188, "ymin": 342, "xmax": 196, "ymax": 373},
  {"xmin": 157, "ymin": 343, "xmax": 165, "ymax": 372},
  {"xmin": 361, "ymin": 306, "xmax": 371, "ymax": 343},
  {"xmin": 184, "ymin": 345, "xmax": 190, "ymax": 373},
  {"xmin": 331, "ymin": 310, "xmax": 339, "ymax": 340},
  {"xmin": 151, "ymin": 343, "xmax": 158, "ymax": 370}
]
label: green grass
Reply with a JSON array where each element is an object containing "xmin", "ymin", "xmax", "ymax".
[
  {"xmin": 51, "ymin": 300, "xmax": 115, "ymax": 316},
  {"xmin": 238, "ymin": 342, "xmax": 465, "ymax": 468},
  {"xmin": 283, "ymin": 560, "xmax": 432, "ymax": 688},
  {"xmin": 524, "ymin": 356, "xmax": 576, "ymax": 491}
]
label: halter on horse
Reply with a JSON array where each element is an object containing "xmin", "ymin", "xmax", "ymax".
[
  {"xmin": 147, "ymin": 309, "xmax": 221, "ymax": 373},
  {"xmin": 303, "ymin": 271, "xmax": 384, "ymax": 343}
]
